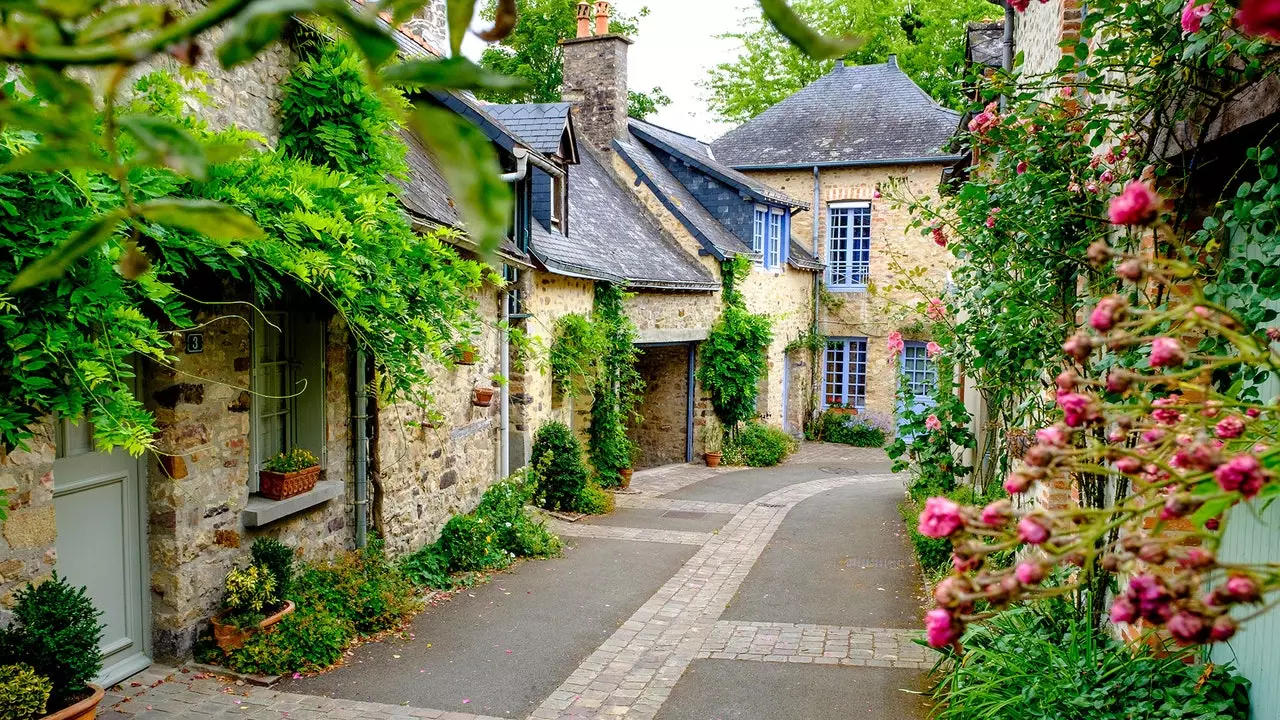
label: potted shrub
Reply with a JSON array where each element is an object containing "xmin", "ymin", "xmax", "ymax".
[
  {"xmin": 0, "ymin": 663, "xmax": 53, "ymax": 719},
  {"xmin": 472, "ymin": 386, "xmax": 496, "ymax": 407},
  {"xmin": 258, "ymin": 448, "xmax": 320, "ymax": 501},
  {"xmin": 454, "ymin": 343, "xmax": 478, "ymax": 365},
  {"xmin": 617, "ymin": 443, "xmax": 640, "ymax": 489},
  {"xmin": 0, "ymin": 574, "xmax": 104, "ymax": 720},
  {"xmin": 210, "ymin": 563, "xmax": 295, "ymax": 652},
  {"xmin": 703, "ymin": 424, "xmax": 723, "ymax": 467}
]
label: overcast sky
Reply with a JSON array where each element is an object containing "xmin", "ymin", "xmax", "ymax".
[{"xmin": 463, "ymin": 0, "xmax": 756, "ymax": 142}]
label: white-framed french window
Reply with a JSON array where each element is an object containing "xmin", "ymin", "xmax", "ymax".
[
  {"xmin": 823, "ymin": 337, "xmax": 867, "ymax": 409},
  {"xmin": 250, "ymin": 309, "xmax": 326, "ymax": 492},
  {"xmin": 768, "ymin": 207, "xmax": 785, "ymax": 269},
  {"xmin": 827, "ymin": 201, "xmax": 871, "ymax": 291},
  {"xmin": 752, "ymin": 205, "xmax": 767, "ymax": 260},
  {"xmin": 901, "ymin": 341, "xmax": 938, "ymax": 399}
]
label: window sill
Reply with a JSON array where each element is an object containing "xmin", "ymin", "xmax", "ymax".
[
  {"xmin": 242, "ymin": 480, "xmax": 343, "ymax": 528},
  {"xmin": 826, "ymin": 286, "xmax": 867, "ymax": 293}
]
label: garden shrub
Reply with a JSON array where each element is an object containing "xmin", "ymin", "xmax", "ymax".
[
  {"xmin": 291, "ymin": 539, "xmax": 419, "ymax": 635},
  {"xmin": 808, "ymin": 411, "xmax": 890, "ymax": 447},
  {"xmin": 221, "ymin": 565, "xmax": 277, "ymax": 626},
  {"xmin": 575, "ymin": 483, "xmax": 615, "ymax": 515},
  {"xmin": 725, "ymin": 423, "xmax": 797, "ymax": 467},
  {"xmin": 934, "ymin": 601, "xmax": 1251, "ymax": 720},
  {"xmin": 399, "ymin": 544, "xmax": 455, "ymax": 590},
  {"xmin": 531, "ymin": 422, "xmax": 590, "ymax": 512},
  {"xmin": 250, "ymin": 536, "xmax": 295, "ymax": 603},
  {"xmin": 0, "ymin": 663, "xmax": 52, "ymax": 720},
  {"xmin": 222, "ymin": 607, "xmax": 353, "ymax": 676},
  {"xmin": 0, "ymin": 574, "xmax": 102, "ymax": 708},
  {"xmin": 699, "ymin": 257, "xmax": 773, "ymax": 428}
]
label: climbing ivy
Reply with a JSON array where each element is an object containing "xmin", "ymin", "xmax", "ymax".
[
  {"xmin": 548, "ymin": 312, "xmax": 605, "ymax": 399},
  {"xmin": 0, "ymin": 56, "xmax": 491, "ymax": 453},
  {"xmin": 699, "ymin": 257, "xmax": 773, "ymax": 431},
  {"xmin": 587, "ymin": 283, "xmax": 644, "ymax": 486}
]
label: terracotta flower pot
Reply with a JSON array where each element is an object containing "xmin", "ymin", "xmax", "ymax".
[
  {"xmin": 40, "ymin": 684, "xmax": 103, "ymax": 720},
  {"xmin": 211, "ymin": 600, "xmax": 295, "ymax": 652},
  {"xmin": 258, "ymin": 465, "xmax": 320, "ymax": 501},
  {"xmin": 472, "ymin": 387, "xmax": 496, "ymax": 407},
  {"xmin": 457, "ymin": 348, "xmax": 477, "ymax": 365},
  {"xmin": 827, "ymin": 407, "xmax": 858, "ymax": 416},
  {"xmin": 618, "ymin": 468, "xmax": 633, "ymax": 489},
  {"xmin": 704, "ymin": 452, "xmax": 723, "ymax": 468}
]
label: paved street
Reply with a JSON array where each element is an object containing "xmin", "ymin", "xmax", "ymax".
[{"xmin": 100, "ymin": 444, "xmax": 931, "ymax": 720}]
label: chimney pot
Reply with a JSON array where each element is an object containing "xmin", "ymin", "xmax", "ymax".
[
  {"xmin": 887, "ymin": 54, "xmax": 897, "ymax": 68},
  {"xmin": 594, "ymin": 0, "xmax": 610, "ymax": 35},
  {"xmin": 576, "ymin": 1, "xmax": 591, "ymax": 38}
]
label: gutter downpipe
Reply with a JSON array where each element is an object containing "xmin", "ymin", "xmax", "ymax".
[
  {"xmin": 497, "ymin": 148, "xmax": 531, "ymax": 481},
  {"xmin": 1001, "ymin": 0, "xmax": 1015, "ymax": 110},
  {"xmin": 354, "ymin": 348, "xmax": 369, "ymax": 549},
  {"xmin": 811, "ymin": 165, "xmax": 822, "ymax": 424}
]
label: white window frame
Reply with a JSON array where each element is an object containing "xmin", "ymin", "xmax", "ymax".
[
  {"xmin": 827, "ymin": 201, "xmax": 871, "ymax": 291},
  {"xmin": 768, "ymin": 208, "xmax": 785, "ymax": 269},
  {"xmin": 250, "ymin": 310, "xmax": 326, "ymax": 493},
  {"xmin": 752, "ymin": 206, "xmax": 767, "ymax": 260},
  {"xmin": 823, "ymin": 337, "xmax": 867, "ymax": 409}
]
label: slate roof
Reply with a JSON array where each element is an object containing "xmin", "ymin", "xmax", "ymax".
[
  {"xmin": 614, "ymin": 132, "xmax": 822, "ymax": 272},
  {"xmin": 710, "ymin": 60, "xmax": 963, "ymax": 168},
  {"xmin": 967, "ymin": 21, "xmax": 1005, "ymax": 70},
  {"xmin": 530, "ymin": 144, "xmax": 718, "ymax": 291},
  {"xmin": 484, "ymin": 103, "xmax": 577, "ymax": 160},
  {"xmin": 629, "ymin": 120, "xmax": 807, "ymax": 209}
]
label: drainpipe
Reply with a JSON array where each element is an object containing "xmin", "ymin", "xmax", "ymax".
[
  {"xmin": 353, "ymin": 348, "xmax": 369, "ymax": 548},
  {"xmin": 811, "ymin": 165, "xmax": 822, "ymax": 422},
  {"xmin": 497, "ymin": 149, "xmax": 532, "ymax": 481},
  {"xmin": 1001, "ymin": 1, "xmax": 1014, "ymax": 111}
]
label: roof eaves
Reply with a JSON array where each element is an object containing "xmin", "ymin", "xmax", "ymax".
[
  {"xmin": 728, "ymin": 155, "xmax": 965, "ymax": 171},
  {"xmin": 613, "ymin": 140, "xmax": 736, "ymax": 263},
  {"xmin": 629, "ymin": 124, "xmax": 809, "ymax": 210},
  {"xmin": 425, "ymin": 90, "xmax": 522, "ymax": 152},
  {"xmin": 529, "ymin": 249, "xmax": 620, "ymax": 284}
]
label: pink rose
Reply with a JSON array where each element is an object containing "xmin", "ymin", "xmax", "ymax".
[
  {"xmin": 1059, "ymin": 86, "xmax": 1074, "ymax": 98},
  {"xmin": 1214, "ymin": 454, "xmax": 1268, "ymax": 498},
  {"xmin": 1009, "ymin": 0, "xmax": 1030, "ymax": 10},
  {"xmin": 980, "ymin": 500, "xmax": 1011, "ymax": 526},
  {"xmin": 1089, "ymin": 295, "xmax": 1127, "ymax": 332},
  {"xmin": 1210, "ymin": 616, "xmax": 1238, "ymax": 642},
  {"xmin": 1099, "ymin": 169, "xmax": 1115, "ymax": 184},
  {"xmin": 1056, "ymin": 391, "xmax": 1100, "ymax": 427},
  {"xmin": 985, "ymin": 214, "xmax": 996, "ymax": 229},
  {"xmin": 887, "ymin": 331, "xmax": 905, "ymax": 358},
  {"xmin": 925, "ymin": 298, "xmax": 947, "ymax": 321},
  {"xmin": 1115, "ymin": 456, "xmax": 1143, "ymax": 474},
  {"xmin": 1149, "ymin": 336, "xmax": 1186, "ymax": 367},
  {"xmin": 1110, "ymin": 596, "xmax": 1138, "ymax": 624},
  {"xmin": 1017, "ymin": 515, "xmax": 1051, "ymax": 545},
  {"xmin": 1108, "ymin": 181, "xmax": 1161, "ymax": 225},
  {"xmin": 924, "ymin": 609, "xmax": 963, "ymax": 648},
  {"xmin": 926, "ymin": 341, "xmax": 942, "ymax": 358},
  {"xmin": 924, "ymin": 414, "xmax": 943, "ymax": 432},
  {"xmin": 1214, "ymin": 415, "xmax": 1245, "ymax": 439},
  {"xmin": 1182, "ymin": 0, "xmax": 1213, "ymax": 32},
  {"xmin": 1004, "ymin": 471, "xmax": 1033, "ymax": 494},
  {"xmin": 1237, "ymin": 0, "xmax": 1280, "ymax": 39},
  {"xmin": 1036, "ymin": 424, "xmax": 1069, "ymax": 447},
  {"xmin": 1225, "ymin": 574, "xmax": 1261, "ymax": 602},
  {"xmin": 918, "ymin": 496, "xmax": 964, "ymax": 538},
  {"xmin": 1015, "ymin": 561, "xmax": 1045, "ymax": 585},
  {"xmin": 1168, "ymin": 611, "xmax": 1210, "ymax": 645},
  {"xmin": 932, "ymin": 226, "xmax": 948, "ymax": 248},
  {"xmin": 1016, "ymin": 160, "xmax": 1028, "ymax": 175}
]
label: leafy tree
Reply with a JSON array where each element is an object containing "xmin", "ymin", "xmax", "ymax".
[
  {"xmin": 703, "ymin": 0, "xmax": 1000, "ymax": 123},
  {"xmin": 477, "ymin": 0, "xmax": 670, "ymax": 118}
]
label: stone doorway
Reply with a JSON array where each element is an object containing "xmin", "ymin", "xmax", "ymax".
[{"xmin": 631, "ymin": 343, "xmax": 694, "ymax": 469}]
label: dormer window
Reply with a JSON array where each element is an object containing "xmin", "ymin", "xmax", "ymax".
[{"xmin": 754, "ymin": 205, "xmax": 789, "ymax": 270}]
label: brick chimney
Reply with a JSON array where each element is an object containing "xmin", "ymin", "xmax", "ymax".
[
  {"xmin": 560, "ymin": 0, "xmax": 633, "ymax": 152},
  {"xmin": 399, "ymin": 0, "xmax": 449, "ymax": 55}
]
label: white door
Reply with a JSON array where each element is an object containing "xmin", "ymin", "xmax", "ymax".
[{"xmin": 53, "ymin": 409, "xmax": 150, "ymax": 686}]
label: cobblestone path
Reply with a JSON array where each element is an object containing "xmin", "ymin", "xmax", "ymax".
[{"xmin": 100, "ymin": 444, "xmax": 927, "ymax": 720}]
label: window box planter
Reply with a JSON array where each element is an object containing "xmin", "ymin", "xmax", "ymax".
[
  {"xmin": 258, "ymin": 465, "xmax": 320, "ymax": 501},
  {"xmin": 472, "ymin": 387, "xmax": 496, "ymax": 407},
  {"xmin": 704, "ymin": 451, "xmax": 723, "ymax": 468},
  {"xmin": 40, "ymin": 684, "xmax": 104, "ymax": 720},
  {"xmin": 210, "ymin": 600, "xmax": 296, "ymax": 652},
  {"xmin": 826, "ymin": 407, "xmax": 859, "ymax": 416}
]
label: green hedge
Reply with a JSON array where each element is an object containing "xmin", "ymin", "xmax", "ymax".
[{"xmin": 724, "ymin": 423, "xmax": 798, "ymax": 467}]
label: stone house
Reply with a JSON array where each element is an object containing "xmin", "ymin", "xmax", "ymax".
[{"xmin": 709, "ymin": 59, "xmax": 961, "ymax": 430}]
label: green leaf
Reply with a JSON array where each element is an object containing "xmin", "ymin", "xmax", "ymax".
[
  {"xmin": 381, "ymin": 57, "xmax": 527, "ymax": 91},
  {"xmin": 138, "ymin": 199, "xmax": 265, "ymax": 240},
  {"xmin": 7, "ymin": 210, "xmax": 127, "ymax": 291},
  {"xmin": 757, "ymin": 0, "xmax": 861, "ymax": 60},
  {"xmin": 0, "ymin": 142, "xmax": 113, "ymax": 173},
  {"xmin": 217, "ymin": 0, "xmax": 313, "ymax": 68},
  {"xmin": 77, "ymin": 3, "xmax": 166, "ymax": 44},
  {"xmin": 330, "ymin": 3, "xmax": 398, "ymax": 67},
  {"xmin": 446, "ymin": 0, "xmax": 476, "ymax": 56},
  {"xmin": 407, "ymin": 103, "xmax": 511, "ymax": 257},
  {"xmin": 118, "ymin": 114, "xmax": 209, "ymax": 179}
]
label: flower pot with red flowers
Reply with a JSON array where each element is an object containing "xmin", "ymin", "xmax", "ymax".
[
  {"xmin": 2, "ymin": 574, "xmax": 106, "ymax": 720},
  {"xmin": 258, "ymin": 448, "xmax": 320, "ymax": 500},
  {"xmin": 472, "ymin": 386, "xmax": 496, "ymax": 407},
  {"xmin": 210, "ymin": 564, "xmax": 295, "ymax": 652}
]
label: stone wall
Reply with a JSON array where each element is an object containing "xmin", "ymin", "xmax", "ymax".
[
  {"xmin": 0, "ymin": 425, "xmax": 57, "ymax": 617},
  {"xmin": 1014, "ymin": 0, "xmax": 1069, "ymax": 79},
  {"xmin": 738, "ymin": 266, "xmax": 818, "ymax": 432},
  {"xmin": 145, "ymin": 305, "xmax": 352, "ymax": 661},
  {"xmin": 374, "ymin": 283, "xmax": 503, "ymax": 558},
  {"xmin": 743, "ymin": 163, "xmax": 955, "ymax": 422},
  {"xmin": 513, "ymin": 271, "xmax": 596, "ymax": 452}
]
